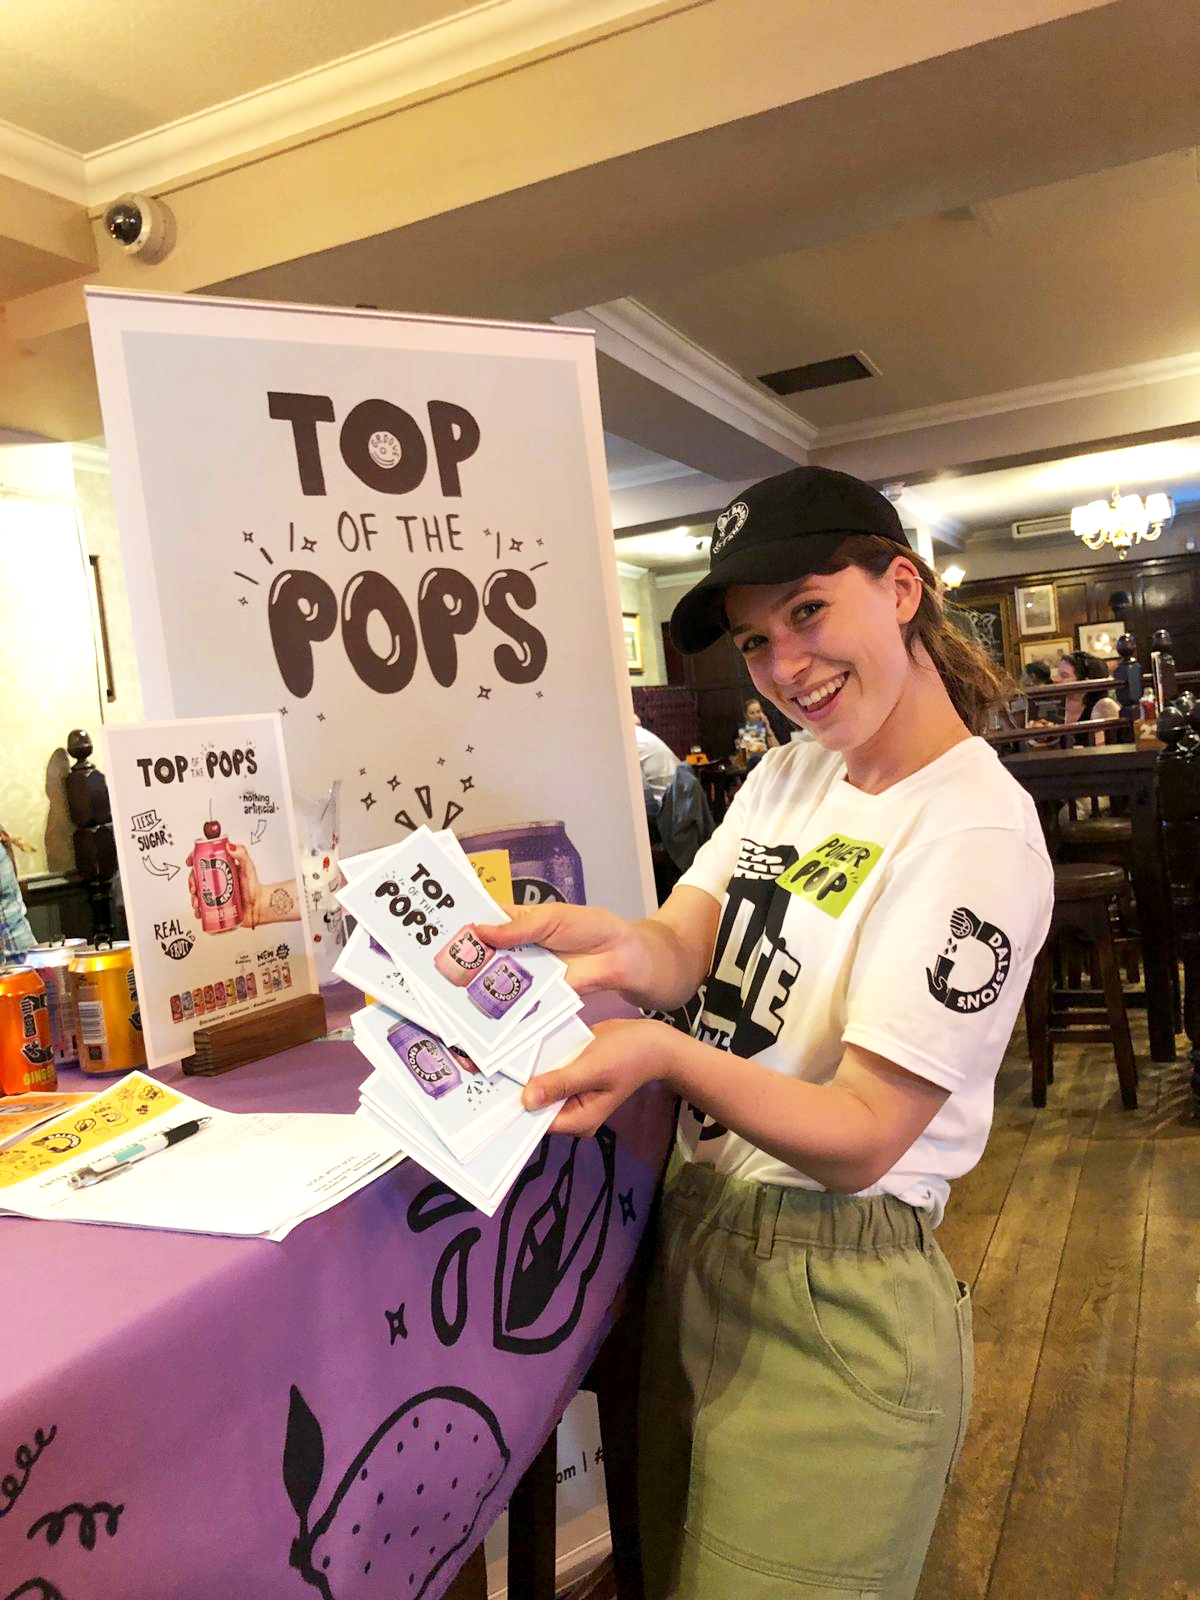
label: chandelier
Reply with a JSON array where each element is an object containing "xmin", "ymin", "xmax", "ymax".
[{"xmin": 1069, "ymin": 487, "xmax": 1174, "ymax": 559}]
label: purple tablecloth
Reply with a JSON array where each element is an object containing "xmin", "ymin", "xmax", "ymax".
[{"xmin": 1, "ymin": 997, "xmax": 673, "ymax": 1599}]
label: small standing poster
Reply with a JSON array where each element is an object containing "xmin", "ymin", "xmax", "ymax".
[{"xmin": 102, "ymin": 713, "xmax": 319, "ymax": 1068}]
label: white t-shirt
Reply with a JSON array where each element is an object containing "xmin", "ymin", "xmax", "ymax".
[
  {"xmin": 676, "ymin": 736, "xmax": 1053, "ymax": 1222},
  {"xmin": 635, "ymin": 725, "xmax": 681, "ymax": 807}
]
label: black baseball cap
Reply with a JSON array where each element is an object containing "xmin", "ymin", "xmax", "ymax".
[{"xmin": 669, "ymin": 465, "xmax": 911, "ymax": 653}]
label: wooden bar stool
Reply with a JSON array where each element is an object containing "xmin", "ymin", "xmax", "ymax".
[{"xmin": 1025, "ymin": 863, "xmax": 1138, "ymax": 1109}]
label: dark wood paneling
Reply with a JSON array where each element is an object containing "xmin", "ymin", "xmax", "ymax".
[
  {"xmin": 681, "ymin": 634, "xmax": 751, "ymax": 760},
  {"xmin": 959, "ymin": 551, "xmax": 1200, "ymax": 672},
  {"xmin": 1054, "ymin": 580, "xmax": 1089, "ymax": 642}
]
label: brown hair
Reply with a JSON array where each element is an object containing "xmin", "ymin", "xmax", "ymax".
[{"xmin": 818, "ymin": 535, "xmax": 1011, "ymax": 735}]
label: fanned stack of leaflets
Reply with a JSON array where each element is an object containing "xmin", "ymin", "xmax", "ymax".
[{"xmin": 334, "ymin": 827, "xmax": 591, "ymax": 1215}]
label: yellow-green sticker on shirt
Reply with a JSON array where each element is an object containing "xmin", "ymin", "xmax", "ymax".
[{"xmin": 776, "ymin": 833, "xmax": 883, "ymax": 919}]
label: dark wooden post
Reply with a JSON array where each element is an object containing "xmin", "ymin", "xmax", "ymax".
[
  {"xmin": 64, "ymin": 729, "xmax": 117, "ymax": 942},
  {"xmin": 1155, "ymin": 697, "xmax": 1200, "ymax": 1114}
]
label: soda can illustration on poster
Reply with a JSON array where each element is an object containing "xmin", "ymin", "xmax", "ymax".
[{"xmin": 102, "ymin": 714, "xmax": 319, "ymax": 1069}]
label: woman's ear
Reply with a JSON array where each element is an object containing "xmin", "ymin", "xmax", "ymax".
[{"xmin": 890, "ymin": 556, "xmax": 924, "ymax": 626}]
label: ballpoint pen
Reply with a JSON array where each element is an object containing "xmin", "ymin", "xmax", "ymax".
[{"xmin": 66, "ymin": 1117, "xmax": 213, "ymax": 1189}]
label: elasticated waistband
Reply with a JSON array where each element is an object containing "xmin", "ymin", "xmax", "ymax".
[{"xmin": 665, "ymin": 1159, "xmax": 929, "ymax": 1256}]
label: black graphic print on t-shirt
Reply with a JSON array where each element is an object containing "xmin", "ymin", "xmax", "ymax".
[{"xmin": 686, "ymin": 839, "xmax": 799, "ymax": 1143}]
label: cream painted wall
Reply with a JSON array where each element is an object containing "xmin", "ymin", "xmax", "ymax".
[
  {"xmin": 0, "ymin": 444, "xmax": 103, "ymax": 876},
  {"xmin": 652, "ymin": 568, "xmax": 707, "ymax": 667},
  {"xmin": 949, "ymin": 508, "xmax": 1200, "ymax": 584},
  {"xmin": 617, "ymin": 564, "xmax": 666, "ymax": 687},
  {"xmin": 73, "ymin": 456, "xmax": 145, "ymax": 726}
]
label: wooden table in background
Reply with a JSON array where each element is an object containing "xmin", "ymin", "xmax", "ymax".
[{"xmin": 1001, "ymin": 744, "xmax": 1177, "ymax": 1063}]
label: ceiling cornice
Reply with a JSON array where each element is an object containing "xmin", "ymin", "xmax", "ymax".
[
  {"xmin": 0, "ymin": 0, "xmax": 694, "ymax": 208},
  {"xmin": 0, "ymin": 118, "xmax": 86, "ymax": 204},
  {"xmin": 561, "ymin": 298, "xmax": 816, "ymax": 463},
  {"xmin": 813, "ymin": 348, "xmax": 1200, "ymax": 449}
]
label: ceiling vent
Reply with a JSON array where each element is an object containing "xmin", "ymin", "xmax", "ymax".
[
  {"xmin": 1011, "ymin": 513, "xmax": 1072, "ymax": 540},
  {"xmin": 758, "ymin": 351, "xmax": 878, "ymax": 397}
]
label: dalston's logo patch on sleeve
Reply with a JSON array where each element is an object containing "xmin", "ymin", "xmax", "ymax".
[
  {"xmin": 775, "ymin": 833, "xmax": 883, "ymax": 918},
  {"xmin": 926, "ymin": 906, "xmax": 1012, "ymax": 1013}
]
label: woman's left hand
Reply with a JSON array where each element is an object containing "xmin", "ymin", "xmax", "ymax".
[{"xmin": 521, "ymin": 1017, "xmax": 676, "ymax": 1136}]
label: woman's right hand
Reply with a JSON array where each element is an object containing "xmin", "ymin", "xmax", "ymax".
[{"xmin": 475, "ymin": 903, "xmax": 640, "ymax": 999}]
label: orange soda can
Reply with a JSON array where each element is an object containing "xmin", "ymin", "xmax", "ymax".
[
  {"xmin": 0, "ymin": 965, "xmax": 57, "ymax": 1094},
  {"xmin": 68, "ymin": 942, "xmax": 146, "ymax": 1075}
]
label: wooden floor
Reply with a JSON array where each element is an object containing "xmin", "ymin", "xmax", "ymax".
[
  {"xmin": 512, "ymin": 1016, "xmax": 1200, "ymax": 1600},
  {"xmin": 916, "ymin": 1014, "xmax": 1200, "ymax": 1600}
]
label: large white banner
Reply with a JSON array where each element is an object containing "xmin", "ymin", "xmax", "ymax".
[{"xmin": 86, "ymin": 290, "xmax": 653, "ymax": 924}]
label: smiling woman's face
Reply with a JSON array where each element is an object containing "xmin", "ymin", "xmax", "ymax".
[{"xmin": 724, "ymin": 560, "xmax": 920, "ymax": 757}]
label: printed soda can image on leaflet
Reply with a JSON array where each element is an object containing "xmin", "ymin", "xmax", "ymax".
[
  {"xmin": 386, "ymin": 1020, "xmax": 462, "ymax": 1101},
  {"xmin": 466, "ymin": 956, "xmax": 532, "ymax": 1019},
  {"xmin": 20, "ymin": 939, "xmax": 85, "ymax": 1066},
  {"xmin": 0, "ymin": 965, "xmax": 57, "ymax": 1094},
  {"xmin": 193, "ymin": 819, "xmax": 243, "ymax": 934},
  {"xmin": 67, "ymin": 943, "xmax": 146, "ymax": 1076},
  {"xmin": 170, "ymin": 993, "xmax": 183, "ymax": 1023},
  {"xmin": 181, "ymin": 989, "xmax": 195, "ymax": 1019},
  {"xmin": 192, "ymin": 986, "xmax": 205, "ymax": 1016},
  {"xmin": 245, "ymin": 972, "xmax": 257, "ymax": 1000},
  {"xmin": 235, "ymin": 974, "xmax": 247, "ymax": 1002},
  {"xmin": 433, "ymin": 925, "xmax": 494, "ymax": 987},
  {"xmin": 458, "ymin": 821, "xmax": 586, "ymax": 906}
]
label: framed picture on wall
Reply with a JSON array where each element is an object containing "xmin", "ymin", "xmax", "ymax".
[
  {"xmin": 950, "ymin": 592, "xmax": 1018, "ymax": 678},
  {"xmin": 1077, "ymin": 619, "xmax": 1126, "ymax": 661},
  {"xmin": 1015, "ymin": 582, "xmax": 1058, "ymax": 636},
  {"xmin": 1019, "ymin": 637, "xmax": 1072, "ymax": 671},
  {"xmin": 622, "ymin": 611, "xmax": 644, "ymax": 674}
]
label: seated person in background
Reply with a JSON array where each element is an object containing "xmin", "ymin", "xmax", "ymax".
[
  {"xmin": 1019, "ymin": 657, "xmax": 1062, "ymax": 740},
  {"xmin": 1057, "ymin": 650, "xmax": 1117, "ymax": 740},
  {"xmin": 634, "ymin": 714, "xmax": 681, "ymax": 814},
  {"xmin": 735, "ymin": 696, "xmax": 781, "ymax": 765},
  {"xmin": 0, "ymin": 826, "xmax": 36, "ymax": 959}
]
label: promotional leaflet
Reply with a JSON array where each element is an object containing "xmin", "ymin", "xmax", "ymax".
[
  {"xmin": 0, "ymin": 1072, "xmax": 406, "ymax": 1240},
  {"xmin": 353, "ymin": 1003, "xmax": 528, "ymax": 1163},
  {"xmin": 102, "ymin": 714, "xmax": 318, "ymax": 1069},
  {"xmin": 336, "ymin": 827, "xmax": 567, "ymax": 1057}
]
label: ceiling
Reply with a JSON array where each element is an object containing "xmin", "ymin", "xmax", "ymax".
[
  {"xmin": 644, "ymin": 148, "xmax": 1200, "ymax": 431},
  {"xmin": 0, "ymin": 0, "xmax": 467, "ymax": 148},
  {"xmin": 5, "ymin": 0, "xmax": 1200, "ymax": 579}
]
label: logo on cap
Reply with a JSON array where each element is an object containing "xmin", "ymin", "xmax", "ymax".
[{"xmin": 711, "ymin": 500, "xmax": 749, "ymax": 559}]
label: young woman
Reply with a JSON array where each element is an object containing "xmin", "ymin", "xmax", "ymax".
[
  {"xmin": 480, "ymin": 465, "xmax": 1053, "ymax": 1600},
  {"xmin": 737, "ymin": 695, "xmax": 781, "ymax": 756},
  {"xmin": 1056, "ymin": 649, "xmax": 1118, "ymax": 729}
]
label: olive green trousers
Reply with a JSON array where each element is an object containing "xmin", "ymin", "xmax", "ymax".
[{"xmin": 637, "ymin": 1162, "xmax": 972, "ymax": 1599}]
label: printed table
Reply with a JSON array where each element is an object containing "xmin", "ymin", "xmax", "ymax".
[{"xmin": 1, "ymin": 1004, "xmax": 673, "ymax": 1600}]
